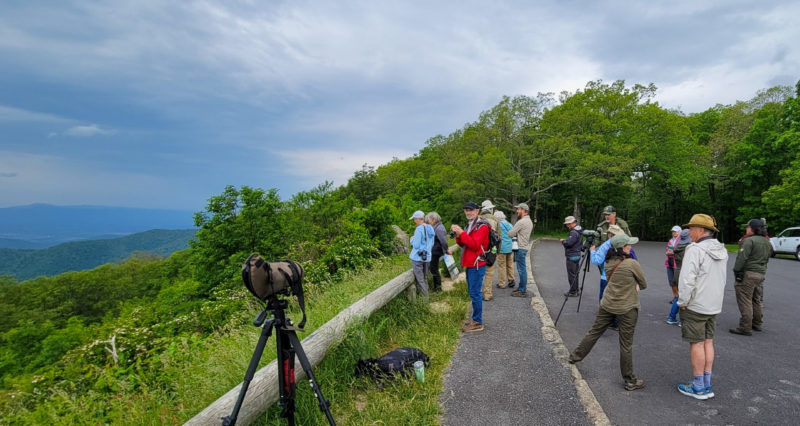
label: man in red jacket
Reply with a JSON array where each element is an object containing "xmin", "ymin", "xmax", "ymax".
[{"xmin": 451, "ymin": 201, "xmax": 490, "ymax": 332}]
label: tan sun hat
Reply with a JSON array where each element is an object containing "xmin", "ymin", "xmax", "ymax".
[
  {"xmin": 564, "ymin": 215, "xmax": 577, "ymax": 225},
  {"xmin": 683, "ymin": 214, "xmax": 718, "ymax": 232},
  {"xmin": 607, "ymin": 224, "xmax": 625, "ymax": 236}
]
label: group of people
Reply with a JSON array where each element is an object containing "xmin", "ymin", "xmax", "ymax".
[
  {"xmin": 408, "ymin": 199, "xmax": 534, "ymax": 333},
  {"xmin": 561, "ymin": 207, "xmax": 771, "ymax": 400}
]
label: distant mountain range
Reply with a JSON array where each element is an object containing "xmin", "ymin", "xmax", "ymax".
[
  {"xmin": 0, "ymin": 204, "xmax": 196, "ymax": 248},
  {"xmin": 0, "ymin": 228, "xmax": 197, "ymax": 281}
]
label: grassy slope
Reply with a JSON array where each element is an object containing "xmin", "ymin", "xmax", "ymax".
[{"xmin": 95, "ymin": 256, "xmax": 467, "ymax": 425}]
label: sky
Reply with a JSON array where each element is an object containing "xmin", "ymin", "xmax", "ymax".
[{"xmin": 1, "ymin": 0, "xmax": 798, "ymax": 211}]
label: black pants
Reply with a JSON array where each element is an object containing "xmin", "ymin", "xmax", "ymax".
[
  {"xmin": 429, "ymin": 253, "xmax": 443, "ymax": 291},
  {"xmin": 566, "ymin": 258, "xmax": 580, "ymax": 292}
]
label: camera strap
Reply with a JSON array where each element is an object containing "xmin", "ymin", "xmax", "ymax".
[{"xmin": 279, "ymin": 261, "xmax": 307, "ymax": 330}]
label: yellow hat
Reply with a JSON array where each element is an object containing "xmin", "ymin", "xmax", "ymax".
[{"xmin": 683, "ymin": 214, "xmax": 718, "ymax": 232}]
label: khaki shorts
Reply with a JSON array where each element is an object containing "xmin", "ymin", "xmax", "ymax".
[{"xmin": 679, "ymin": 309, "xmax": 717, "ymax": 343}]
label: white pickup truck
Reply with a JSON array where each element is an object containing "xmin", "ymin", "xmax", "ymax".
[{"xmin": 770, "ymin": 227, "xmax": 800, "ymax": 261}]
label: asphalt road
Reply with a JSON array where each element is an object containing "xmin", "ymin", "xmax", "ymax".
[{"xmin": 533, "ymin": 239, "xmax": 800, "ymax": 425}]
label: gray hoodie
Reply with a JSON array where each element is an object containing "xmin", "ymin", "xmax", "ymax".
[{"xmin": 677, "ymin": 236, "xmax": 729, "ymax": 315}]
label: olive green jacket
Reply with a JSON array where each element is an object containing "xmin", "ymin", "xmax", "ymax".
[
  {"xmin": 601, "ymin": 257, "xmax": 647, "ymax": 315},
  {"xmin": 597, "ymin": 218, "xmax": 631, "ymax": 243},
  {"xmin": 733, "ymin": 235, "xmax": 771, "ymax": 275}
]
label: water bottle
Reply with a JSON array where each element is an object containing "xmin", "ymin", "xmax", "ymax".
[{"xmin": 511, "ymin": 237, "xmax": 519, "ymax": 252}]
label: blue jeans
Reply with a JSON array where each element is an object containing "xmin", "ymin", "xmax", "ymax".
[
  {"xmin": 514, "ymin": 249, "xmax": 528, "ymax": 292},
  {"xmin": 668, "ymin": 297, "xmax": 680, "ymax": 321},
  {"xmin": 466, "ymin": 266, "xmax": 486, "ymax": 324}
]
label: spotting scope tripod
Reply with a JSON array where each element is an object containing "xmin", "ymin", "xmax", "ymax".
[{"xmin": 222, "ymin": 297, "xmax": 336, "ymax": 426}]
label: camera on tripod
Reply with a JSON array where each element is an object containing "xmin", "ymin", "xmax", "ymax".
[
  {"xmin": 581, "ymin": 229, "xmax": 599, "ymax": 250},
  {"xmin": 224, "ymin": 254, "xmax": 335, "ymax": 426}
]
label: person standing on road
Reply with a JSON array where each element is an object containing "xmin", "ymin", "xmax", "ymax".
[
  {"xmin": 666, "ymin": 225, "xmax": 681, "ymax": 302},
  {"xmin": 425, "ymin": 212, "xmax": 451, "ymax": 293},
  {"xmin": 569, "ymin": 234, "xmax": 647, "ymax": 391},
  {"xmin": 590, "ymin": 224, "xmax": 632, "ymax": 330},
  {"xmin": 508, "ymin": 203, "xmax": 534, "ymax": 298},
  {"xmin": 409, "ymin": 210, "xmax": 435, "ymax": 303},
  {"xmin": 479, "ymin": 200, "xmax": 499, "ymax": 301},
  {"xmin": 730, "ymin": 218, "xmax": 772, "ymax": 336},
  {"xmin": 452, "ymin": 202, "xmax": 490, "ymax": 333},
  {"xmin": 676, "ymin": 214, "xmax": 728, "ymax": 400},
  {"xmin": 494, "ymin": 210, "xmax": 515, "ymax": 289},
  {"xmin": 666, "ymin": 229, "xmax": 692, "ymax": 326},
  {"xmin": 597, "ymin": 205, "xmax": 631, "ymax": 243},
  {"xmin": 561, "ymin": 216, "xmax": 583, "ymax": 297}
]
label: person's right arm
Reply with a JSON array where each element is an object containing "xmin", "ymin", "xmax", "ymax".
[
  {"xmin": 677, "ymin": 247, "xmax": 699, "ymax": 307},
  {"xmin": 733, "ymin": 238, "xmax": 751, "ymax": 275},
  {"xmin": 591, "ymin": 240, "xmax": 611, "ymax": 265}
]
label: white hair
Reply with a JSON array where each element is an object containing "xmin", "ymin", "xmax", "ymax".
[{"xmin": 493, "ymin": 211, "xmax": 506, "ymax": 220}]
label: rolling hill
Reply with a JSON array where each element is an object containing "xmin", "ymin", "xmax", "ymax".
[{"xmin": 0, "ymin": 229, "xmax": 196, "ymax": 281}]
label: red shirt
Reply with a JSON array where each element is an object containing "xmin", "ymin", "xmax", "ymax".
[{"xmin": 456, "ymin": 219, "xmax": 490, "ymax": 268}]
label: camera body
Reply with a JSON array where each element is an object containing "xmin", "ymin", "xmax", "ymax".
[{"xmin": 417, "ymin": 250, "xmax": 428, "ymax": 262}]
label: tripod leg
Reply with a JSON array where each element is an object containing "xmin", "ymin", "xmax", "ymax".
[
  {"xmin": 286, "ymin": 331, "xmax": 337, "ymax": 426},
  {"xmin": 576, "ymin": 250, "xmax": 592, "ymax": 313},
  {"xmin": 554, "ymin": 294, "xmax": 570, "ymax": 326},
  {"xmin": 277, "ymin": 329, "xmax": 297, "ymax": 424},
  {"xmin": 222, "ymin": 320, "xmax": 274, "ymax": 426}
]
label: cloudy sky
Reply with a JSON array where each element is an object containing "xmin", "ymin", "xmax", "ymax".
[{"xmin": 1, "ymin": 1, "xmax": 798, "ymax": 210}]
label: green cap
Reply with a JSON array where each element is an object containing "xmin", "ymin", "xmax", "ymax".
[
  {"xmin": 610, "ymin": 234, "xmax": 639, "ymax": 249},
  {"xmin": 602, "ymin": 205, "xmax": 616, "ymax": 215}
]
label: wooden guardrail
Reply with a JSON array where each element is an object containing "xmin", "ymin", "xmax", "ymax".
[{"xmin": 186, "ymin": 245, "xmax": 460, "ymax": 425}]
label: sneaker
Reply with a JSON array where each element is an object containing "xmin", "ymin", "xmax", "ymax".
[
  {"xmin": 752, "ymin": 325, "xmax": 762, "ymax": 332},
  {"xmin": 511, "ymin": 290, "xmax": 528, "ymax": 297},
  {"xmin": 564, "ymin": 291, "xmax": 580, "ymax": 297},
  {"xmin": 568, "ymin": 354, "xmax": 580, "ymax": 364},
  {"xmin": 665, "ymin": 318, "xmax": 680, "ymax": 326},
  {"xmin": 496, "ymin": 283, "xmax": 506, "ymax": 289},
  {"xmin": 625, "ymin": 379, "xmax": 645, "ymax": 391},
  {"xmin": 483, "ymin": 295, "xmax": 493, "ymax": 301},
  {"xmin": 729, "ymin": 327, "xmax": 752, "ymax": 336},
  {"xmin": 705, "ymin": 386, "xmax": 715, "ymax": 398},
  {"xmin": 461, "ymin": 321, "xmax": 484, "ymax": 333},
  {"xmin": 677, "ymin": 382, "xmax": 708, "ymax": 400},
  {"xmin": 508, "ymin": 281, "xmax": 516, "ymax": 288}
]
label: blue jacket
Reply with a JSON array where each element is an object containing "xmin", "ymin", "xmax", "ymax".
[
  {"xmin": 499, "ymin": 220, "xmax": 513, "ymax": 253},
  {"xmin": 410, "ymin": 224, "xmax": 435, "ymax": 262},
  {"xmin": 591, "ymin": 240, "xmax": 637, "ymax": 280}
]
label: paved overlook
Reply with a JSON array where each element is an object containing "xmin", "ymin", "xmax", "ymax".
[{"xmin": 534, "ymin": 239, "xmax": 800, "ymax": 425}]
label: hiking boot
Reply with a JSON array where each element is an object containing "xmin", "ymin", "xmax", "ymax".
[
  {"xmin": 483, "ymin": 295, "xmax": 493, "ymax": 301},
  {"xmin": 665, "ymin": 318, "xmax": 681, "ymax": 326},
  {"xmin": 624, "ymin": 379, "xmax": 645, "ymax": 391},
  {"xmin": 729, "ymin": 327, "xmax": 752, "ymax": 336},
  {"xmin": 564, "ymin": 291, "xmax": 580, "ymax": 297},
  {"xmin": 568, "ymin": 354, "xmax": 580, "ymax": 364},
  {"xmin": 511, "ymin": 290, "xmax": 528, "ymax": 297},
  {"xmin": 508, "ymin": 281, "xmax": 516, "ymax": 288},
  {"xmin": 677, "ymin": 382, "xmax": 708, "ymax": 400},
  {"xmin": 752, "ymin": 325, "xmax": 762, "ymax": 332},
  {"xmin": 496, "ymin": 283, "xmax": 506, "ymax": 289},
  {"xmin": 461, "ymin": 321, "xmax": 484, "ymax": 333}
]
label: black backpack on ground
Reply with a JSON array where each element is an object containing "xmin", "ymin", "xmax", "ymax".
[{"xmin": 354, "ymin": 347, "xmax": 429, "ymax": 380}]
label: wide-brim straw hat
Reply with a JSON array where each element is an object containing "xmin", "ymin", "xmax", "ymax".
[{"xmin": 683, "ymin": 214, "xmax": 718, "ymax": 232}]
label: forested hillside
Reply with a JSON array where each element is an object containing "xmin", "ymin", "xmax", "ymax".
[
  {"xmin": 0, "ymin": 229, "xmax": 197, "ymax": 281},
  {"xmin": 1, "ymin": 79, "xmax": 798, "ymax": 424},
  {"xmin": 341, "ymin": 80, "xmax": 800, "ymax": 241}
]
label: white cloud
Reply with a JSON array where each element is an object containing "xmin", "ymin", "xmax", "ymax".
[
  {"xmin": 273, "ymin": 148, "xmax": 414, "ymax": 188},
  {"xmin": 63, "ymin": 124, "xmax": 115, "ymax": 137}
]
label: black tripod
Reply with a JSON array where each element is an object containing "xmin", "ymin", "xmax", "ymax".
[
  {"xmin": 554, "ymin": 242, "xmax": 593, "ymax": 326},
  {"xmin": 222, "ymin": 297, "xmax": 336, "ymax": 426}
]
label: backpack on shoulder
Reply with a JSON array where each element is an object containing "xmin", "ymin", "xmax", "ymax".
[{"xmin": 477, "ymin": 219, "xmax": 501, "ymax": 266}]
